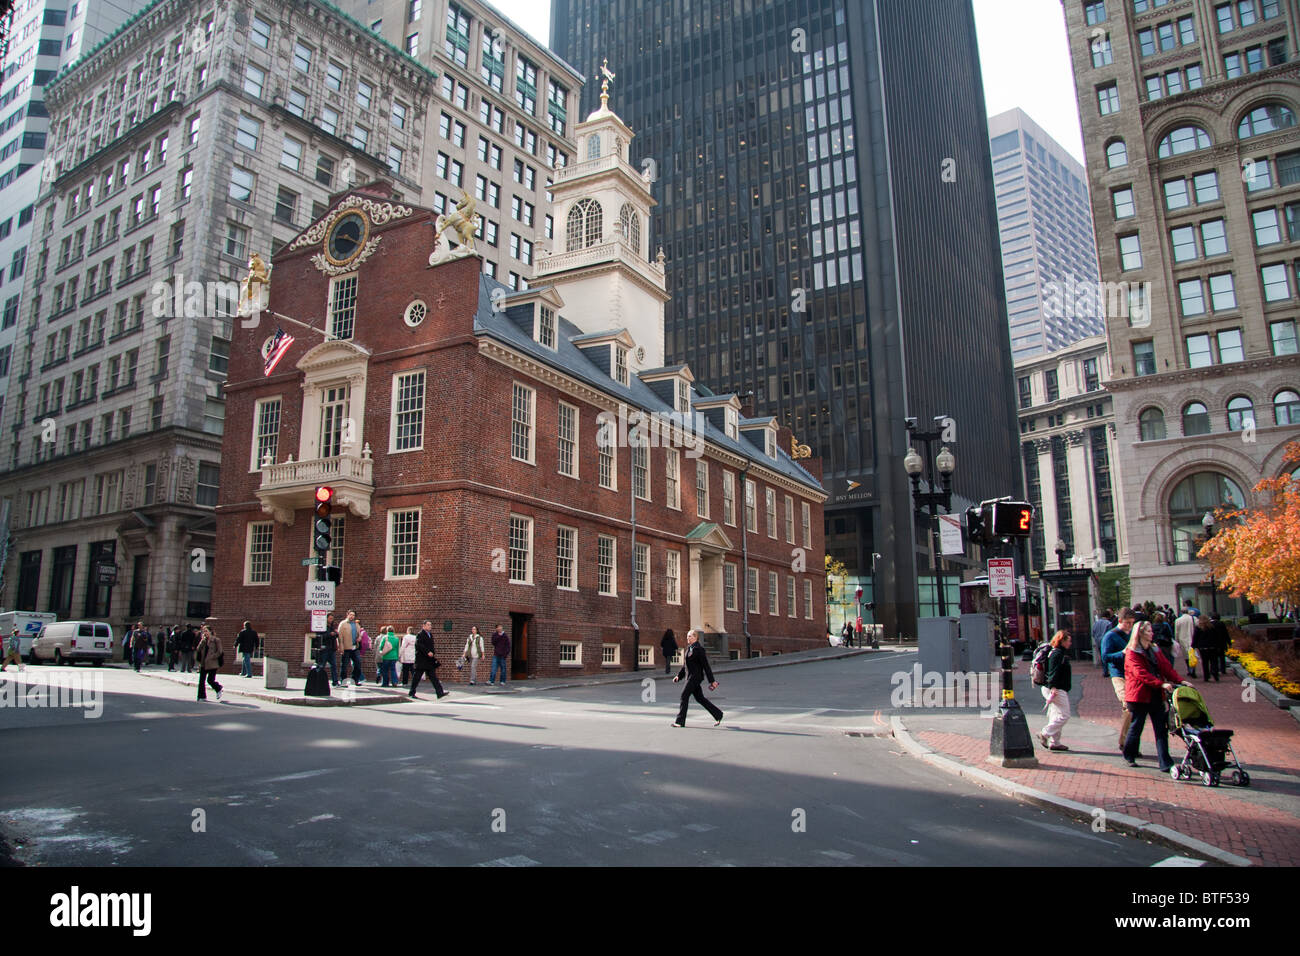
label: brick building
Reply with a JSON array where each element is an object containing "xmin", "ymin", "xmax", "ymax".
[{"xmin": 211, "ymin": 95, "xmax": 827, "ymax": 679}]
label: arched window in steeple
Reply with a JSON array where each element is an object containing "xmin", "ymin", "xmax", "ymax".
[
  {"xmin": 618, "ymin": 203, "xmax": 641, "ymax": 255},
  {"xmin": 566, "ymin": 198, "xmax": 603, "ymax": 251}
]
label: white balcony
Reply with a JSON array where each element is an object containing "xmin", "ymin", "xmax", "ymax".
[{"xmin": 256, "ymin": 446, "xmax": 374, "ymax": 524}]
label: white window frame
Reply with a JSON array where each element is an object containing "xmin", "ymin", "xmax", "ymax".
[
  {"xmin": 250, "ymin": 396, "xmax": 281, "ymax": 471},
  {"xmin": 765, "ymin": 487, "xmax": 777, "ymax": 538},
  {"xmin": 328, "ymin": 273, "xmax": 358, "ymax": 340},
  {"xmin": 634, "ymin": 543, "xmax": 650, "ymax": 601},
  {"xmin": 804, "ymin": 579, "xmax": 814, "ymax": 619},
  {"xmin": 508, "ymin": 514, "xmax": 534, "ymax": 584},
  {"xmin": 511, "ymin": 382, "xmax": 536, "ymax": 464},
  {"xmin": 745, "ymin": 479, "xmax": 757, "ymax": 532},
  {"xmin": 602, "ymin": 643, "xmax": 620, "ymax": 667},
  {"xmin": 558, "ymin": 401, "xmax": 578, "ymax": 478},
  {"xmin": 598, "ymin": 421, "xmax": 617, "ymax": 490},
  {"xmin": 665, "ymin": 447, "xmax": 680, "ymax": 510},
  {"xmin": 801, "ymin": 501, "xmax": 812, "ymax": 549},
  {"xmin": 556, "ymin": 525, "xmax": 577, "ymax": 591},
  {"xmin": 787, "ymin": 576, "xmax": 797, "ymax": 618},
  {"xmin": 723, "ymin": 472, "xmax": 736, "ymax": 526},
  {"xmin": 386, "ymin": 508, "xmax": 421, "ymax": 580},
  {"xmin": 747, "ymin": 567, "xmax": 759, "ymax": 614},
  {"xmin": 633, "ymin": 442, "xmax": 650, "ymax": 501},
  {"xmin": 597, "ymin": 534, "xmax": 617, "ymax": 595},
  {"xmin": 638, "ymin": 645, "xmax": 654, "ymax": 666},
  {"xmin": 724, "ymin": 562, "xmax": 738, "ymax": 611},
  {"xmin": 769, "ymin": 571, "xmax": 779, "ymax": 616},
  {"xmin": 666, "ymin": 549, "xmax": 681, "ymax": 605},
  {"xmin": 784, "ymin": 495, "xmax": 795, "ymax": 543},
  {"xmin": 245, "ymin": 521, "xmax": 273, "ymax": 585},
  {"xmin": 559, "ymin": 640, "xmax": 582, "ymax": 666},
  {"xmin": 389, "ymin": 369, "xmax": 426, "ymax": 453},
  {"xmin": 696, "ymin": 460, "xmax": 710, "ymax": 518}
]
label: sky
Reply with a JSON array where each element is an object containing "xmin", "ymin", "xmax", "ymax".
[{"xmin": 489, "ymin": 0, "xmax": 1085, "ymax": 164}]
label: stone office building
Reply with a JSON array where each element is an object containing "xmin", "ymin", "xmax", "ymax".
[
  {"xmin": 210, "ymin": 97, "xmax": 828, "ymax": 677},
  {"xmin": 1063, "ymin": 0, "xmax": 1299, "ymax": 612},
  {"xmin": 0, "ymin": 0, "xmax": 433, "ymax": 631}
]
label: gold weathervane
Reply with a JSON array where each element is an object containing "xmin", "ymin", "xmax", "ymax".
[
  {"xmin": 599, "ymin": 57, "xmax": 616, "ymax": 108},
  {"xmin": 791, "ymin": 435, "xmax": 812, "ymax": 460}
]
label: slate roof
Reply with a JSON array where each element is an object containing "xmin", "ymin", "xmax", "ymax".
[{"xmin": 473, "ymin": 275, "xmax": 823, "ymax": 494}]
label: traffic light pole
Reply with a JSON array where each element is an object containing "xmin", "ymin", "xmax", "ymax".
[{"xmin": 989, "ymin": 536, "xmax": 1038, "ymax": 768}]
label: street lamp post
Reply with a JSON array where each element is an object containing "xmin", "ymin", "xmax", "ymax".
[
  {"xmin": 1202, "ymin": 512, "xmax": 1219, "ymax": 616},
  {"xmin": 904, "ymin": 418, "xmax": 955, "ymax": 617}
]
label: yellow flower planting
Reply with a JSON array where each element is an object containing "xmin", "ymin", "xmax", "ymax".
[{"xmin": 1228, "ymin": 648, "xmax": 1300, "ymax": 698}]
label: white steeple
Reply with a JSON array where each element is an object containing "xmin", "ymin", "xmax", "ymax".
[{"xmin": 534, "ymin": 60, "xmax": 669, "ymax": 370}]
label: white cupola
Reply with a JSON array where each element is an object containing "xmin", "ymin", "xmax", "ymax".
[{"xmin": 534, "ymin": 61, "xmax": 669, "ymax": 370}]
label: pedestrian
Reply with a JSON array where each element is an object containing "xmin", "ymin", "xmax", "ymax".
[
  {"xmin": 1038, "ymin": 630, "xmax": 1072, "ymax": 752},
  {"xmin": 1174, "ymin": 605, "xmax": 1196, "ymax": 671},
  {"xmin": 1121, "ymin": 620, "xmax": 1184, "ymax": 772},
  {"xmin": 671, "ymin": 629, "xmax": 723, "ymax": 727},
  {"xmin": 489, "ymin": 623, "xmax": 510, "ymax": 686},
  {"xmin": 375, "ymin": 626, "xmax": 400, "ymax": 688},
  {"xmin": 195, "ymin": 625, "xmax": 224, "ymax": 702},
  {"xmin": 399, "ymin": 627, "xmax": 416, "ymax": 686},
  {"xmin": 1209, "ymin": 614, "xmax": 1230, "ymax": 680},
  {"xmin": 131, "ymin": 622, "xmax": 152, "ymax": 672},
  {"xmin": 462, "ymin": 625, "xmax": 485, "ymax": 685},
  {"xmin": 660, "ymin": 629, "xmax": 677, "ymax": 676},
  {"xmin": 1090, "ymin": 609, "xmax": 1112, "ymax": 662},
  {"xmin": 166, "ymin": 626, "xmax": 179, "ymax": 671},
  {"xmin": 338, "ymin": 610, "xmax": 364, "ymax": 686},
  {"xmin": 1192, "ymin": 616, "xmax": 1218, "ymax": 681},
  {"xmin": 236, "ymin": 621, "xmax": 258, "ymax": 678},
  {"xmin": 1099, "ymin": 607, "xmax": 1137, "ymax": 753},
  {"xmin": 318, "ymin": 613, "xmax": 340, "ymax": 686},
  {"xmin": 1, "ymin": 628, "xmax": 23, "ymax": 672},
  {"xmin": 409, "ymin": 620, "xmax": 448, "ymax": 700},
  {"xmin": 178, "ymin": 623, "xmax": 197, "ymax": 673},
  {"xmin": 841, "ymin": 621, "xmax": 853, "ymax": 648}
]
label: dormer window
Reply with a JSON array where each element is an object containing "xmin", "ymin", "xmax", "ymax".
[
  {"xmin": 725, "ymin": 408, "xmax": 738, "ymax": 440},
  {"xmin": 676, "ymin": 378, "xmax": 689, "ymax": 413},
  {"xmin": 537, "ymin": 305, "xmax": 556, "ymax": 349},
  {"xmin": 765, "ymin": 429, "xmax": 776, "ymax": 459},
  {"xmin": 614, "ymin": 346, "xmax": 629, "ymax": 386}
]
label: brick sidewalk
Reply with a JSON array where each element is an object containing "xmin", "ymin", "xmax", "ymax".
[{"xmin": 914, "ymin": 669, "xmax": 1300, "ymax": 866}]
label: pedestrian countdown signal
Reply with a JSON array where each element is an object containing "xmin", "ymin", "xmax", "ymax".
[{"xmin": 990, "ymin": 501, "xmax": 1034, "ymax": 538}]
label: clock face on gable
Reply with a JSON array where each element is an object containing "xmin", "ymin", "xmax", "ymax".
[{"xmin": 324, "ymin": 211, "xmax": 369, "ymax": 266}]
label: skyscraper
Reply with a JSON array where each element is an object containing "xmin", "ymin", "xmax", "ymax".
[
  {"xmin": 989, "ymin": 108, "xmax": 1105, "ymax": 360},
  {"xmin": 551, "ymin": 0, "xmax": 1021, "ymax": 637},
  {"xmin": 1063, "ymin": 0, "xmax": 1299, "ymax": 612}
]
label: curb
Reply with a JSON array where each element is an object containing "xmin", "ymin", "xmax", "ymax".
[
  {"xmin": 130, "ymin": 646, "xmax": 893, "ymax": 705},
  {"xmin": 888, "ymin": 715, "xmax": 1252, "ymax": 868},
  {"xmin": 1225, "ymin": 661, "xmax": 1299, "ymax": 710}
]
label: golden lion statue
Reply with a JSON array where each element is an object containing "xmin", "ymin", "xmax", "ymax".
[{"xmin": 434, "ymin": 192, "xmax": 480, "ymax": 255}]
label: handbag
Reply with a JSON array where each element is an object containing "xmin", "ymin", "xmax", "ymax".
[
  {"xmin": 218, "ymin": 652, "xmax": 225, "ymax": 667},
  {"xmin": 456, "ymin": 655, "xmax": 467, "ymax": 670},
  {"xmin": 1187, "ymin": 648, "xmax": 1198, "ymax": 668}
]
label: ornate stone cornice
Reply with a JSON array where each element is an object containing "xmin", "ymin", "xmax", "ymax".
[
  {"xmin": 312, "ymin": 237, "xmax": 382, "ymax": 276},
  {"xmin": 1104, "ymin": 353, "xmax": 1300, "ymax": 392},
  {"xmin": 290, "ymin": 198, "xmax": 415, "ymax": 251}
]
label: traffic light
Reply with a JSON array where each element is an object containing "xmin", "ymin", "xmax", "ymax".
[
  {"xmin": 990, "ymin": 500, "xmax": 1034, "ymax": 537},
  {"xmin": 314, "ymin": 486, "xmax": 333, "ymax": 555},
  {"xmin": 965, "ymin": 505, "xmax": 987, "ymax": 545},
  {"xmin": 323, "ymin": 565, "xmax": 342, "ymax": 584}
]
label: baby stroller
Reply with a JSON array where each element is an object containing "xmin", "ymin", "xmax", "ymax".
[{"xmin": 1168, "ymin": 685, "xmax": 1250, "ymax": 787}]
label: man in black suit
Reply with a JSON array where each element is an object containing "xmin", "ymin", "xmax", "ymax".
[
  {"xmin": 409, "ymin": 620, "xmax": 448, "ymax": 700},
  {"xmin": 671, "ymin": 629, "xmax": 722, "ymax": 727}
]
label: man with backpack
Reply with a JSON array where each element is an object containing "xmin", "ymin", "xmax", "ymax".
[{"xmin": 1099, "ymin": 608, "xmax": 1137, "ymax": 752}]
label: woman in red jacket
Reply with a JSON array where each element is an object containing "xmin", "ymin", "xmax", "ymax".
[{"xmin": 1121, "ymin": 620, "xmax": 1187, "ymax": 772}]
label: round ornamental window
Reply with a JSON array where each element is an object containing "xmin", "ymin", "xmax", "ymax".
[
  {"xmin": 404, "ymin": 300, "xmax": 428, "ymax": 328},
  {"xmin": 261, "ymin": 335, "xmax": 276, "ymax": 359}
]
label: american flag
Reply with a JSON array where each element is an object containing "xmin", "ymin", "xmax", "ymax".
[{"xmin": 263, "ymin": 327, "xmax": 294, "ymax": 376}]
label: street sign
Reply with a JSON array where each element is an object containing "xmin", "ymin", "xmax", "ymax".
[
  {"xmin": 988, "ymin": 558, "xmax": 1015, "ymax": 598},
  {"xmin": 301, "ymin": 557, "xmax": 320, "ymax": 567},
  {"xmin": 310, "ymin": 610, "xmax": 328, "ymax": 631},
  {"xmin": 938, "ymin": 513, "xmax": 963, "ymax": 556},
  {"xmin": 95, "ymin": 562, "xmax": 118, "ymax": 586},
  {"xmin": 304, "ymin": 580, "xmax": 336, "ymax": 611},
  {"xmin": 1017, "ymin": 575, "xmax": 1028, "ymax": 603}
]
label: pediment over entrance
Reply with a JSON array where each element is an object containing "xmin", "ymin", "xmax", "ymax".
[{"xmin": 685, "ymin": 522, "xmax": 733, "ymax": 553}]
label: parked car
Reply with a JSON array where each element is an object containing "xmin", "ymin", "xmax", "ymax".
[{"xmin": 30, "ymin": 621, "xmax": 114, "ymax": 665}]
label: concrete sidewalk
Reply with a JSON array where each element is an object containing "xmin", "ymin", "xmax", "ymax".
[
  {"xmin": 895, "ymin": 663, "xmax": 1300, "ymax": 867},
  {"xmin": 130, "ymin": 644, "xmax": 891, "ymax": 705}
]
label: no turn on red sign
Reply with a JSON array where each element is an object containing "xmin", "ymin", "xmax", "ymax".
[{"xmin": 305, "ymin": 580, "xmax": 336, "ymax": 611}]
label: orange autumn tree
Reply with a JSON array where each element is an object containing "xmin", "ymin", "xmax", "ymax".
[{"xmin": 1199, "ymin": 441, "xmax": 1300, "ymax": 616}]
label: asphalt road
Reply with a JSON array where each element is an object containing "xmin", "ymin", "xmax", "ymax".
[{"xmin": 0, "ymin": 653, "xmax": 1176, "ymax": 866}]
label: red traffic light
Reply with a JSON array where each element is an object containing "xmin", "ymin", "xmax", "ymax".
[{"xmin": 315, "ymin": 486, "xmax": 334, "ymax": 503}]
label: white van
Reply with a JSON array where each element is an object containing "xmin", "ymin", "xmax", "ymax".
[
  {"xmin": 30, "ymin": 621, "xmax": 114, "ymax": 665},
  {"xmin": 0, "ymin": 611, "xmax": 57, "ymax": 661}
]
